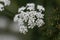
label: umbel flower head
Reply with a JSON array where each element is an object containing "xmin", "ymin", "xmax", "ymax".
[
  {"xmin": 0, "ymin": 0, "xmax": 11, "ymax": 11},
  {"xmin": 14, "ymin": 3, "xmax": 45, "ymax": 34}
]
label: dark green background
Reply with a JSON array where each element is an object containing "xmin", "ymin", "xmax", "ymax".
[{"xmin": 0, "ymin": 0, "xmax": 60, "ymax": 40}]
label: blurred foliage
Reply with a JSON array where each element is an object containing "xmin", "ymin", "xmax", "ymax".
[{"xmin": 0, "ymin": 0, "xmax": 60, "ymax": 40}]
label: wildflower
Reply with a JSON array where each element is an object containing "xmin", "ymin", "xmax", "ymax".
[
  {"xmin": 0, "ymin": 0, "xmax": 11, "ymax": 11},
  {"xmin": 26, "ymin": 3, "xmax": 35, "ymax": 11},
  {"xmin": 18, "ymin": 6, "xmax": 26, "ymax": 13},
  {"xmin": 37, "ymin": 5, "xmax": 45, "ymax": 12},
  {"xmin": 14, "ymin": 3, "xmax": 45, "ymax": 34},
  {"xmin": 19, "ymin": 25, "xmax": 28, "ymax": 34},
  {"xmin": 36, "ymin": 19, "xmax": 45, "ymax": 27},
  {"xmin": 36, "ymin": 12, "xmax": 44, "ymax": 19}
]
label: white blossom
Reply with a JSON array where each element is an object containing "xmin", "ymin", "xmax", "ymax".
[
  {"xmin": 14, "ymin": 3, "xmax": 45, "ymax": 34},
  {"xmin": 0, "ymin": 3, "xmax": 4, "ymax": 11},
  {"xmin": 19, "ymin": 25, "xmax": 28, "ymax": 34},
  {"xmin": 0, "ymin": 0, "xmax": 11, "ymax": 11},
  {"xmin": 36, "ymin": 19, "xmax": 45, "ymax": 27},
  {"xmin": 0, "ymin": 0, "xmax": 11, "ymax": 6},
  {"xmin": 28, "ymin": 19, "xmax": 36, "ymax": 29},
  {"xmin": 18, "ymin": 6, "xmax": 26, "ymax": 13},
  {"xmin": 14, "ymin": 14, "xmax": 20, "ymax": 22},
  {"xmin": 26, "ymin": 3, "xmax": 35, "ymax": 11},
  {"xmin": 37, "ymin": 5, "xmax": 45, "ymax": 12},
  {"xmin": 36, "ymin": 12, "xmax": 44, "ymax": 19}
]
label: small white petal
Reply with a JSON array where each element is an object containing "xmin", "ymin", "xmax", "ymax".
[
  {"xmin": 26, "ymin": 3, "xmax": 35, "ymax": 11},
  {"xmin": 14, "ymin": 14, "xmax": 19, "ymax": 22},
  {"xmin": 18, "ymin": 6, "xmax": 26, "ymax": 13},
  {"xmin": 37, "ymin": 5, "xmax": 45, "ymax": 11}
]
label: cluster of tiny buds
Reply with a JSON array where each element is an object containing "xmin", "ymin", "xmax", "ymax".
[
  {"xmin": 14, "ymin": 3, "xmax": 45, "ymax": 34},
  {"xmin": 18, "ymin": 3, "xmax": 45, "ymax": 13},
  {"xmin": 0, "ymin": 0, "xmax": 45, "ymax": 34}
]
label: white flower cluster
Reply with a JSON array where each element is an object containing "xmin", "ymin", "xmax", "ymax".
[
  {"xmin": 0, "ymin": 0, "xmax": 11, "ymax": 11},
  {"xmin": 14, "ymin": 3, "xmax": 45, "ymax": 34}
]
